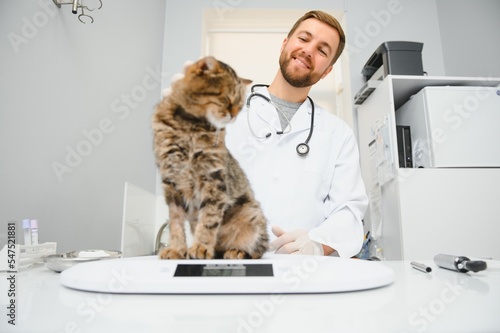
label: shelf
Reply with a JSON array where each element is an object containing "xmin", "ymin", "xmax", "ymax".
[{"xmin": 387, "ymin": 75, "xmax": 500, "ymax": 110}]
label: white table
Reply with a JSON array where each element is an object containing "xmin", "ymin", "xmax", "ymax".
[{"xmin": 1, "ymin": 259, "xmax": 499, "ymax": 333}]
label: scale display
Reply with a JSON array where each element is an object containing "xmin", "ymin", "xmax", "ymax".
[{"xmin": 174, "ymin": 264, "xmax": 274, "ymax": 277}]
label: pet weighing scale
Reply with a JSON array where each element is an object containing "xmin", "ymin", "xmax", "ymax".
[{"xmin": 60, "ymin": 254, "xmax": 394, "ymax": 294}]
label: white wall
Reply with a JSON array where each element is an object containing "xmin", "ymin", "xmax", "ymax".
[
  {"xmin": 436, "ymin": 0, "xmax": 500, "ymax": 78},
  {"xmin": 345, "ymin": 0, "xmax": 445, "ymax": 94},
  {"xmin": 0, "ymin": 0, "xmax": 165, "ymax": 252}
]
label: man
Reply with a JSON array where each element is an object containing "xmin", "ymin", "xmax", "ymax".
[{"xmin": 225, "ymin": 10, "xmax": 368, "ymax": 257}]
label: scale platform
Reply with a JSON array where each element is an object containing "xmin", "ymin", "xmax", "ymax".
[{"xmin": 60, "ymin": 254, "xmax": 394, "ymax": 294}]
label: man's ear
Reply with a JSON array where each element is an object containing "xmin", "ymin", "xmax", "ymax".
[
  {"xmin": 280, "ymin": 37, "xmax": 288, "ymax": 53},
  {"xmin": 321, "ymin": 65, "xmax": 333, "ymax": 79}
]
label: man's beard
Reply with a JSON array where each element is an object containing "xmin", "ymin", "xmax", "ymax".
[{"xmin": 279, "ymin": 51, "xmax": 319, "ymax": 88}]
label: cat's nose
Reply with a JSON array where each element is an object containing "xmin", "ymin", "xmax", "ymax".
[{"xmin": 229, "ymin": 105, "xmax": 241, "ymax": 118}]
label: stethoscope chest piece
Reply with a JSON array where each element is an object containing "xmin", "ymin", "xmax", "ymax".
[
  {"xmin": 247, "ymin": 84, "xmax": 315, "ymax": 157},
  {"xmin": 296, "ymin": 143, "xmax": 310, "ymax": 156}
]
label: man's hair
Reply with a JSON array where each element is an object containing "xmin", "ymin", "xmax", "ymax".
[{"xmin": 287, "ymin": 10, "xmax": 346, "ymax": 65}]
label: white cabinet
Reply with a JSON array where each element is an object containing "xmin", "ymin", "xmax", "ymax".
[{"xmin": 355, "ymin": 75, "xmax": 500, "ymax": 260}]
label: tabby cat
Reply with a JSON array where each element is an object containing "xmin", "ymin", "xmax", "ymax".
[{"xmin": 152, "ymin": 56, "xmax": 269, "ymax": 260}]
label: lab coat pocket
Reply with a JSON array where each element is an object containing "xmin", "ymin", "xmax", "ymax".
[
  {"xmin": 303, "ymin": 133, "xmax": 331, "ymax": 182},
  {"xmin": 304, "ymin": 151, "xmax": 329, "ymax": 182}
]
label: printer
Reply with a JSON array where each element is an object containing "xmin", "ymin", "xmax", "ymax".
[{"xmin": 354, "ymin": 41, "xmax": 424, "ymax": 105}]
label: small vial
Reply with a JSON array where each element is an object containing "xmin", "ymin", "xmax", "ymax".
[
  {"xmin": 30, "ymin": 219, "xmax": 39, "ymax": 245},
  {"xmin": 23, "ymin": 219, "xmax": 32, "ymax": 245}
]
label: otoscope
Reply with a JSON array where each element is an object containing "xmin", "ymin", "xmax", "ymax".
[{"xmin": 434, "ymin": 254, "xmax": 487, "ymax": 273}]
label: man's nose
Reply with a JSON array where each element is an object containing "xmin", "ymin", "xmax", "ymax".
[{"xmin": 301, "ymin": 43, "xmax": 314, "ymax": 57}]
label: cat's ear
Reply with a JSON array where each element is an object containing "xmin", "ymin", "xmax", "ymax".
[
  {"xmin": 203, "ymin": 56, "xmax": 217, "ymax": 71},
  {"xmin": 193, "ymin": 56, "xmax": 217, "ymax": 76},
  {"xmin": 240, "ymin": 78, "xmax": 252, "ymax": 86}
]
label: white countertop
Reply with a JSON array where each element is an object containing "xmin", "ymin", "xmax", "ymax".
[{"xmin": 1, "ymin": 259, "xmax": 499, "ymax": 333}]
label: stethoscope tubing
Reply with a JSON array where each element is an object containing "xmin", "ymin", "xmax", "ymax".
[{"xmin": 245, "ymin": 84, "xmax": 315, "ymax": 156}]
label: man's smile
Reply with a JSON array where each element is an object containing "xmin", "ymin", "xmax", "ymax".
[{"xmin": 292, "ymin": 54, "xmax": 311, "ymax": 69}]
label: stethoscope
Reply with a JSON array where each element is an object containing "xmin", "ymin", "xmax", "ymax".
[{"xmin": 245, "ymin": 84, "xmax": 315, "ymax": 156}]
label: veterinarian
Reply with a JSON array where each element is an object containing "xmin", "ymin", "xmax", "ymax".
[{"xmin": 225, "ymin": 10, "xmax": 368, "ymax": 258}]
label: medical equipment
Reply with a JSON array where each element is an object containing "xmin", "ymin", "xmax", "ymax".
[
  {"xmin": 23, "ymin": 219, "xmax": 32, "ymax": 246},
  {"xmin": 22, "ymin": 219, "xmax": 39, "ymax": 245},
  {"xmin": 44, "ymin": 249, "xmax": 121, "ymax": 272},
  {"xmin": 52, "ymin": 0, "xmax": 103, "ymax": 24},
  {"xmin": 245, "ymin": 84, "xmax": 315, "ymax": 156},
  {"xmin": 30, "ymin": 219, "xmax": 39, "ymax": 245},
  {"xmin": 410, "ymin": 261, "xmax": 431, "ymax": 273},
  {"xmin": 434, "ymin": 254, "xmax": 487, "ymax": 273},
  {"xmin": 60, "ymin": 254, "xmax": 394, "ymax": 294}
]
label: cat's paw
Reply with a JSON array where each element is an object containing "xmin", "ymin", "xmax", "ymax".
[
  {"xmin": 188, "ymin": 243, "xmax": 214, "ymax": 259},
  {"xmin": 223, "ymin": 249, "xmax": 249, "ymax": 259},
  {"xmin": 159, "ymin": 247, "xmax": 186, "ymax": 259}
]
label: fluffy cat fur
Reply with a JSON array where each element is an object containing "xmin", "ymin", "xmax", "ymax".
[{"xmin": 152, "ymin": 56, "xmax": 268, "ymax": 259}]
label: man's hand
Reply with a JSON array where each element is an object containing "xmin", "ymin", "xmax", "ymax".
[{"xmin": 270, "ymin": 226, "xmax": 324, "ymax": 256}]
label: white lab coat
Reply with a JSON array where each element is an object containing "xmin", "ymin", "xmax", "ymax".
[{"xmin": 225, "ymin": 87, "xmax": 368, "ymax": 258}]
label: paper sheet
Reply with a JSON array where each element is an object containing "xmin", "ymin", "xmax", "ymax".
[{"xmin": 367, "ymin": 115, "xmax": 395, "ymax": 239}]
